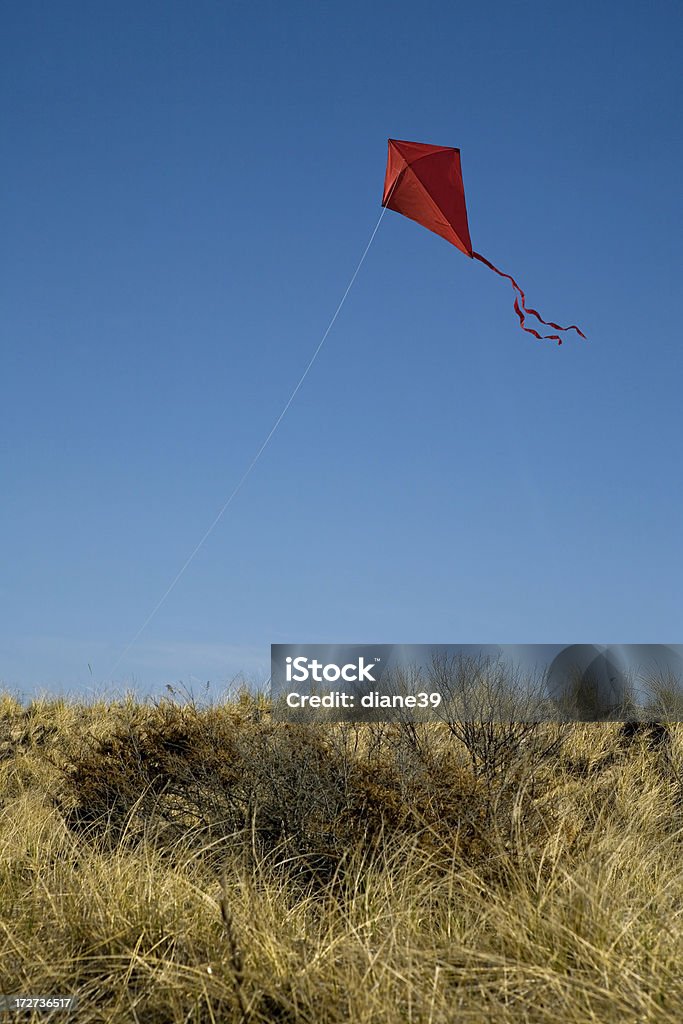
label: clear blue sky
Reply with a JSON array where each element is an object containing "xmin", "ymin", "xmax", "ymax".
[{"xmin": 2, "ymin": 0, "xmax": 681, "ymax": 696}]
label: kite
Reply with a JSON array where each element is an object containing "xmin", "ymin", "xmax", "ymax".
[{"xmin": 382, "ymin": 139, "xmax": 586, "ymax": 344}]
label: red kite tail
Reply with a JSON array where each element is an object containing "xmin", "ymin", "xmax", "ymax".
[{"xmin": 472, "ymin": 251, "xmax": 586, "ymax": 344}]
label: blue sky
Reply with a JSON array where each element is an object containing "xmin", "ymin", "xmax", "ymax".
[{"xmin": 2, "ymin": 0, "xmax": 681, "ymax": 696}]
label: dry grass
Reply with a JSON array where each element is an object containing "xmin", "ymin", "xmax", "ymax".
[{"xmin": 0, "ymin": 688, "xmax": 682, "ymax": 1021}]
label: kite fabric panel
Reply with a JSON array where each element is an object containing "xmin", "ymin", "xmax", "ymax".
[{"xmin": 382, "ymin": 139, "xmax": 586, "ymax": 344}]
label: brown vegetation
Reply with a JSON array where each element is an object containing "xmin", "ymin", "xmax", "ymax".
[{"xmin": 0, "ymin": 688, "xmax": 682, "ymax": 1022}]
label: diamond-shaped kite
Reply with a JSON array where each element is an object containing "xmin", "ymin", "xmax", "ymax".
[{"xmin": 382, "ymin": 139, "xmax": 586, "ymax": 344}]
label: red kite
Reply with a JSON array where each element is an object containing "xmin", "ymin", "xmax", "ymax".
[{"xmin": 382, "ymin": 139, "xmax": 586, "ymax": 344}]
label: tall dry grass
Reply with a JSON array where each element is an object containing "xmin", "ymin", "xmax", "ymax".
[{"xmin": 0, "ymin": 688, "xmax": 682, "ymax": 1022}]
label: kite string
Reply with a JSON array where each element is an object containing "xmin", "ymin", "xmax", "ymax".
[
  {"xmin": 472, "ymin": 251, "xmax": 586, "ymax": 343},
  {"xmin": 109, "ymin": 198, "xmax": 393, "ymax": 677}
]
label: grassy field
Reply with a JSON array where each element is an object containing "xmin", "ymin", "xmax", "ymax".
[{"xmin": 0, "ymin": 688, "xmax": 682, "ymax": 1022}]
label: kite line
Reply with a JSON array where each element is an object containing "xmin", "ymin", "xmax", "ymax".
[{"xmin": 110, "ymin": 197, "xmax": 393, "ymax": 676}]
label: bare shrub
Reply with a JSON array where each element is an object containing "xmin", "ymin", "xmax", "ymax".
[{"xmin": 429, "ymin": 651, "xmax": 566, "ymax": 787}]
